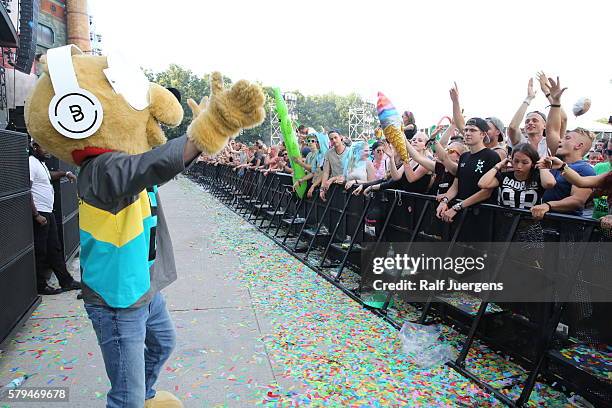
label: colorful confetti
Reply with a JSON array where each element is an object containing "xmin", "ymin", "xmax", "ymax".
[{"xmin": 0, "ymin": 177, "xmax": 589, "ymax": 407}]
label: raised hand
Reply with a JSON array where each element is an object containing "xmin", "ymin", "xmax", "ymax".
[
  {"xmin": 449, "ymin": 82, "xmax": 460, "ymax": 104},
  {"xmin": 547, "ymin": 76, "xmax": 567, "ymax": 104},
  {"xmin": 382, "ymin": 142, "xmax": 395, "ymax": 158},
  {"xmin": 536, "ymin": 71, "xmax": 551, "ymax": 98},
  {"xmin": 187, "ymin": 72, "xmax": 266, "ymax": 154},
  {"xmin": 526, "ymin": 78, "xmax": 537, "ymax": 101}
]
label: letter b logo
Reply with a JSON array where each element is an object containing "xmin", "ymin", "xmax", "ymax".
[
  {"xmin": 69, "ymin": 105, "xmax": 84, "ymax": 122},
  {"xmin": 48, "ymin": 89, "xmax": 103, "ymax": 139}
]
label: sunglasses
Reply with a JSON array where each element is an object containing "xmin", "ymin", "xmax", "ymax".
[{"xmin": 446, "ymin": 148, "xmax": 459, "ymax": 155}]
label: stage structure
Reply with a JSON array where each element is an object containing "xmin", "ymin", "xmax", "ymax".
[
  {"xmin": 348, "ymin": 102, "xmax": 375, "ymax": 140},
  {"xmin": 269, "ymin": 92, "xmax": 297, "ymax": 146}
]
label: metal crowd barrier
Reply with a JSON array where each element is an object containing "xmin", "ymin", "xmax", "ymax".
[{"xmin": 186, "ymin": 163, "xmax": 611, "ymax": 408}]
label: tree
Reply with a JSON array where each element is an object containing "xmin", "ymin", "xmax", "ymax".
[
  {"xmin": 145, "ymin": 64, "xmax": 375, "ymax": 144},
  {"xmin": 145, "ymin": 65, "xmax": 214, "ymax": 140}
]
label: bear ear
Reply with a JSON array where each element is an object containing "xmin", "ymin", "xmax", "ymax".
[{"xmin": 37, "ymin": 54, "xmax": 49, "ymax": 73}]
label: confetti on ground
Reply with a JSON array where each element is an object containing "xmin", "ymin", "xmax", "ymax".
[
  {"xmin": 176, "ymin": 178, "xmax": 576, "ymax": 407},
  {"xmin": 0, "ymin": 178, "xmax": 585, "ymax": 407}
]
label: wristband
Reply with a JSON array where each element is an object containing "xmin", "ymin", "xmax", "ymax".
[
  {"xmin": 523, "ymin": 100, "xmax": 531, "ymax": 105},
  {"xmin": 560, "ymin": 163, "xmax": 567, "ymax": 173},
  {"xmin": 544, "ymin": 202, "xmax": 552, "ymax": 212},
  {"xmin": 441, "ymin": 197, "xmax": 449, "ymax": 203},
  {"xmin": 550, "ymin": 104, "xmax": 561, "ymax": 108}
]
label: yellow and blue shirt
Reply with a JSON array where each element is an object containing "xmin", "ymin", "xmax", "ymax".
[{"xmin": 77, "ymin": 135, "xmax": 188, "ymax": 308}]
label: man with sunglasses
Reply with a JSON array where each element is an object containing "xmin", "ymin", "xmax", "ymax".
[
  {"xmin": 297, "ymin": 125, "xmax": 312, "ymax": 158},
  {"xmin": 292, "ymin": 136, "xmax": 324, "ymax": 196}
]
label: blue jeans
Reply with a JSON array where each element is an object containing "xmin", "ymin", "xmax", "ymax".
[{"xmin": 85, "ymin": 292, "xmax": 176, "ymax": 408}]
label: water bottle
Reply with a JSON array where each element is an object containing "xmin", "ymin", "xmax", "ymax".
[{"xmin": 0, "ymin": 375, "xmax": 29, "ymax": 399}]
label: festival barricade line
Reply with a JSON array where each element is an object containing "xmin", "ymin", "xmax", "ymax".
[
  {"xmin": 260, "ymin": 173, "xmax": 293, "ymax": 230},
  {"xmin": 247, "ymin": 172, "xmax": 275, "ymax": 222},
  {"xmin": 319, "ymin": 192, "xmax": 371, "ymax": 276},
  {"xmin": 188, "ymin": 163, "xmax": 611, "ymax": 408}
]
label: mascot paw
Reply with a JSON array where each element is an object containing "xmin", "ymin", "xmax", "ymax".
[
  {"xmin": 187, "ymin": 72, "xmax": 265, "ymax": 155},
  {"xmin": 144, "ymin": 391, "xmax": 183, "ymax": 408}
]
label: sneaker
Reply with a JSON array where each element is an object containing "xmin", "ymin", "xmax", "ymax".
[
  {"xmin": 61, "ymin": 281, "xmax": 81, "ymax": 292},
  {"xmin": 341, "ymin": 236, "xmax": 352, "ymax": 249},
  {"xmin": 38, "ymin": 286, "xmax": 63, "ymax": 295}
]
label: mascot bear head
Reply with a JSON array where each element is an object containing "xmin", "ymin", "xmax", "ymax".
[{"xmin": 25, "ymin": 45, "xmax": 265, "ymax": 165}]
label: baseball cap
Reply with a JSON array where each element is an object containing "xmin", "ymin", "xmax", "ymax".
[
  {"xmin": 486, "ymin": 117, "xmax": 505, "ymax": 142},
  {"xmin": 465, "ymin": 117, "xmax": 489, "ymax": 133}
]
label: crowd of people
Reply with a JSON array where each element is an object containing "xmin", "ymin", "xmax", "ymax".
[{"xmin": 200, "ymin": 75, "xmax": 612, "ymax": 230}]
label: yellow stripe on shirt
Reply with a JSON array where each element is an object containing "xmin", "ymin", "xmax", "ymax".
[{"xmin": 79, "ymin": 190, "xmax": 152, "ymax": 247}]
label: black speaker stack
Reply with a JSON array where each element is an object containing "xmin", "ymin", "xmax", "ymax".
[
  {"xmin": 45, "ymin": 157, "xmax": 80, "ymax": 262},
  {"xmin": 14, "ymin": 0, "xmax": 40, "ymax": 74},
  {"xmin": 0, "ymin": 130, "xmax": 40, "ymax": 347}
]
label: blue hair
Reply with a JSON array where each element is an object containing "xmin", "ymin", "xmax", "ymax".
[
  {"xmin": 343, "ymin": 141, "xmax": 367, "ymax": 178},
  {"xmin": 315, "ymin": 132, "xmax": 329, "ymax": 168}
]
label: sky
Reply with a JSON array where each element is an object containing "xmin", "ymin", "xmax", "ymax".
[{"xmin": 89, "ymin": 0, "xmax": 612, "ymax": 128}]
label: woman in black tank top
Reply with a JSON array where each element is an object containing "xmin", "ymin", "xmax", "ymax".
[{"xmin": 383, "ymin": 133, "xmax": 432, "ymax": 193}]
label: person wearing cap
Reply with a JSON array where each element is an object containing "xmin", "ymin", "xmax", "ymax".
[
  {"xmin": 436, "ymin": 117, "xmax": 501, "ymax": 224},
  {"xmin": 508, "ymin": 77, "xmax": 566, "ymax": 158},
  {"xmin": 485, "ymin": 117, "xmax": 508, "ymax": 159}
]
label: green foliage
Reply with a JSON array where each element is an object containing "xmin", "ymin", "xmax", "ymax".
[
  {"xmin": 145, "ymin": 65, "xmax": 374, "ymax": 144},
  {"xmin": 145, "ymin": 64, "xmax": 211, "ymax": 140}
]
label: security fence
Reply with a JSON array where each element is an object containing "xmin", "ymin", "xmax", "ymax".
[{"xmin": 187, "ymin": 162, "xmax": 611, "ymax": 408}]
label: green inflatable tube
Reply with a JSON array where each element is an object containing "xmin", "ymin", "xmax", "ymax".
[{"xmin": 273, "ymin": 88, "xmax": 307, "ymax": 198}]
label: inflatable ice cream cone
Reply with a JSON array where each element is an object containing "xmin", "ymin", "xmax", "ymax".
[{"xmin": 377, "ymin": 92, "xmax": 409, "ymax": 162}]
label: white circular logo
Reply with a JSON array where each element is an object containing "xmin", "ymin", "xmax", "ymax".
[{"xmin": 48, "ymin": 88, "xmax": 103, "ymax": 139}]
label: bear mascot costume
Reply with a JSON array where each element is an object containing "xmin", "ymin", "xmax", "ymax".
[{"xmin": 25, "ymin": 45, "xmax": 265, "ymax": 408}]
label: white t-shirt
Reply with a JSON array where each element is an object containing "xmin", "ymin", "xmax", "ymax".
[
  {"xmin": 509, "ymin": 135, "xmax": 549, "ymax": 158},
  {"xmin": 29, "ymin": 156, "xmax": 54, "ymax": 212}
]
